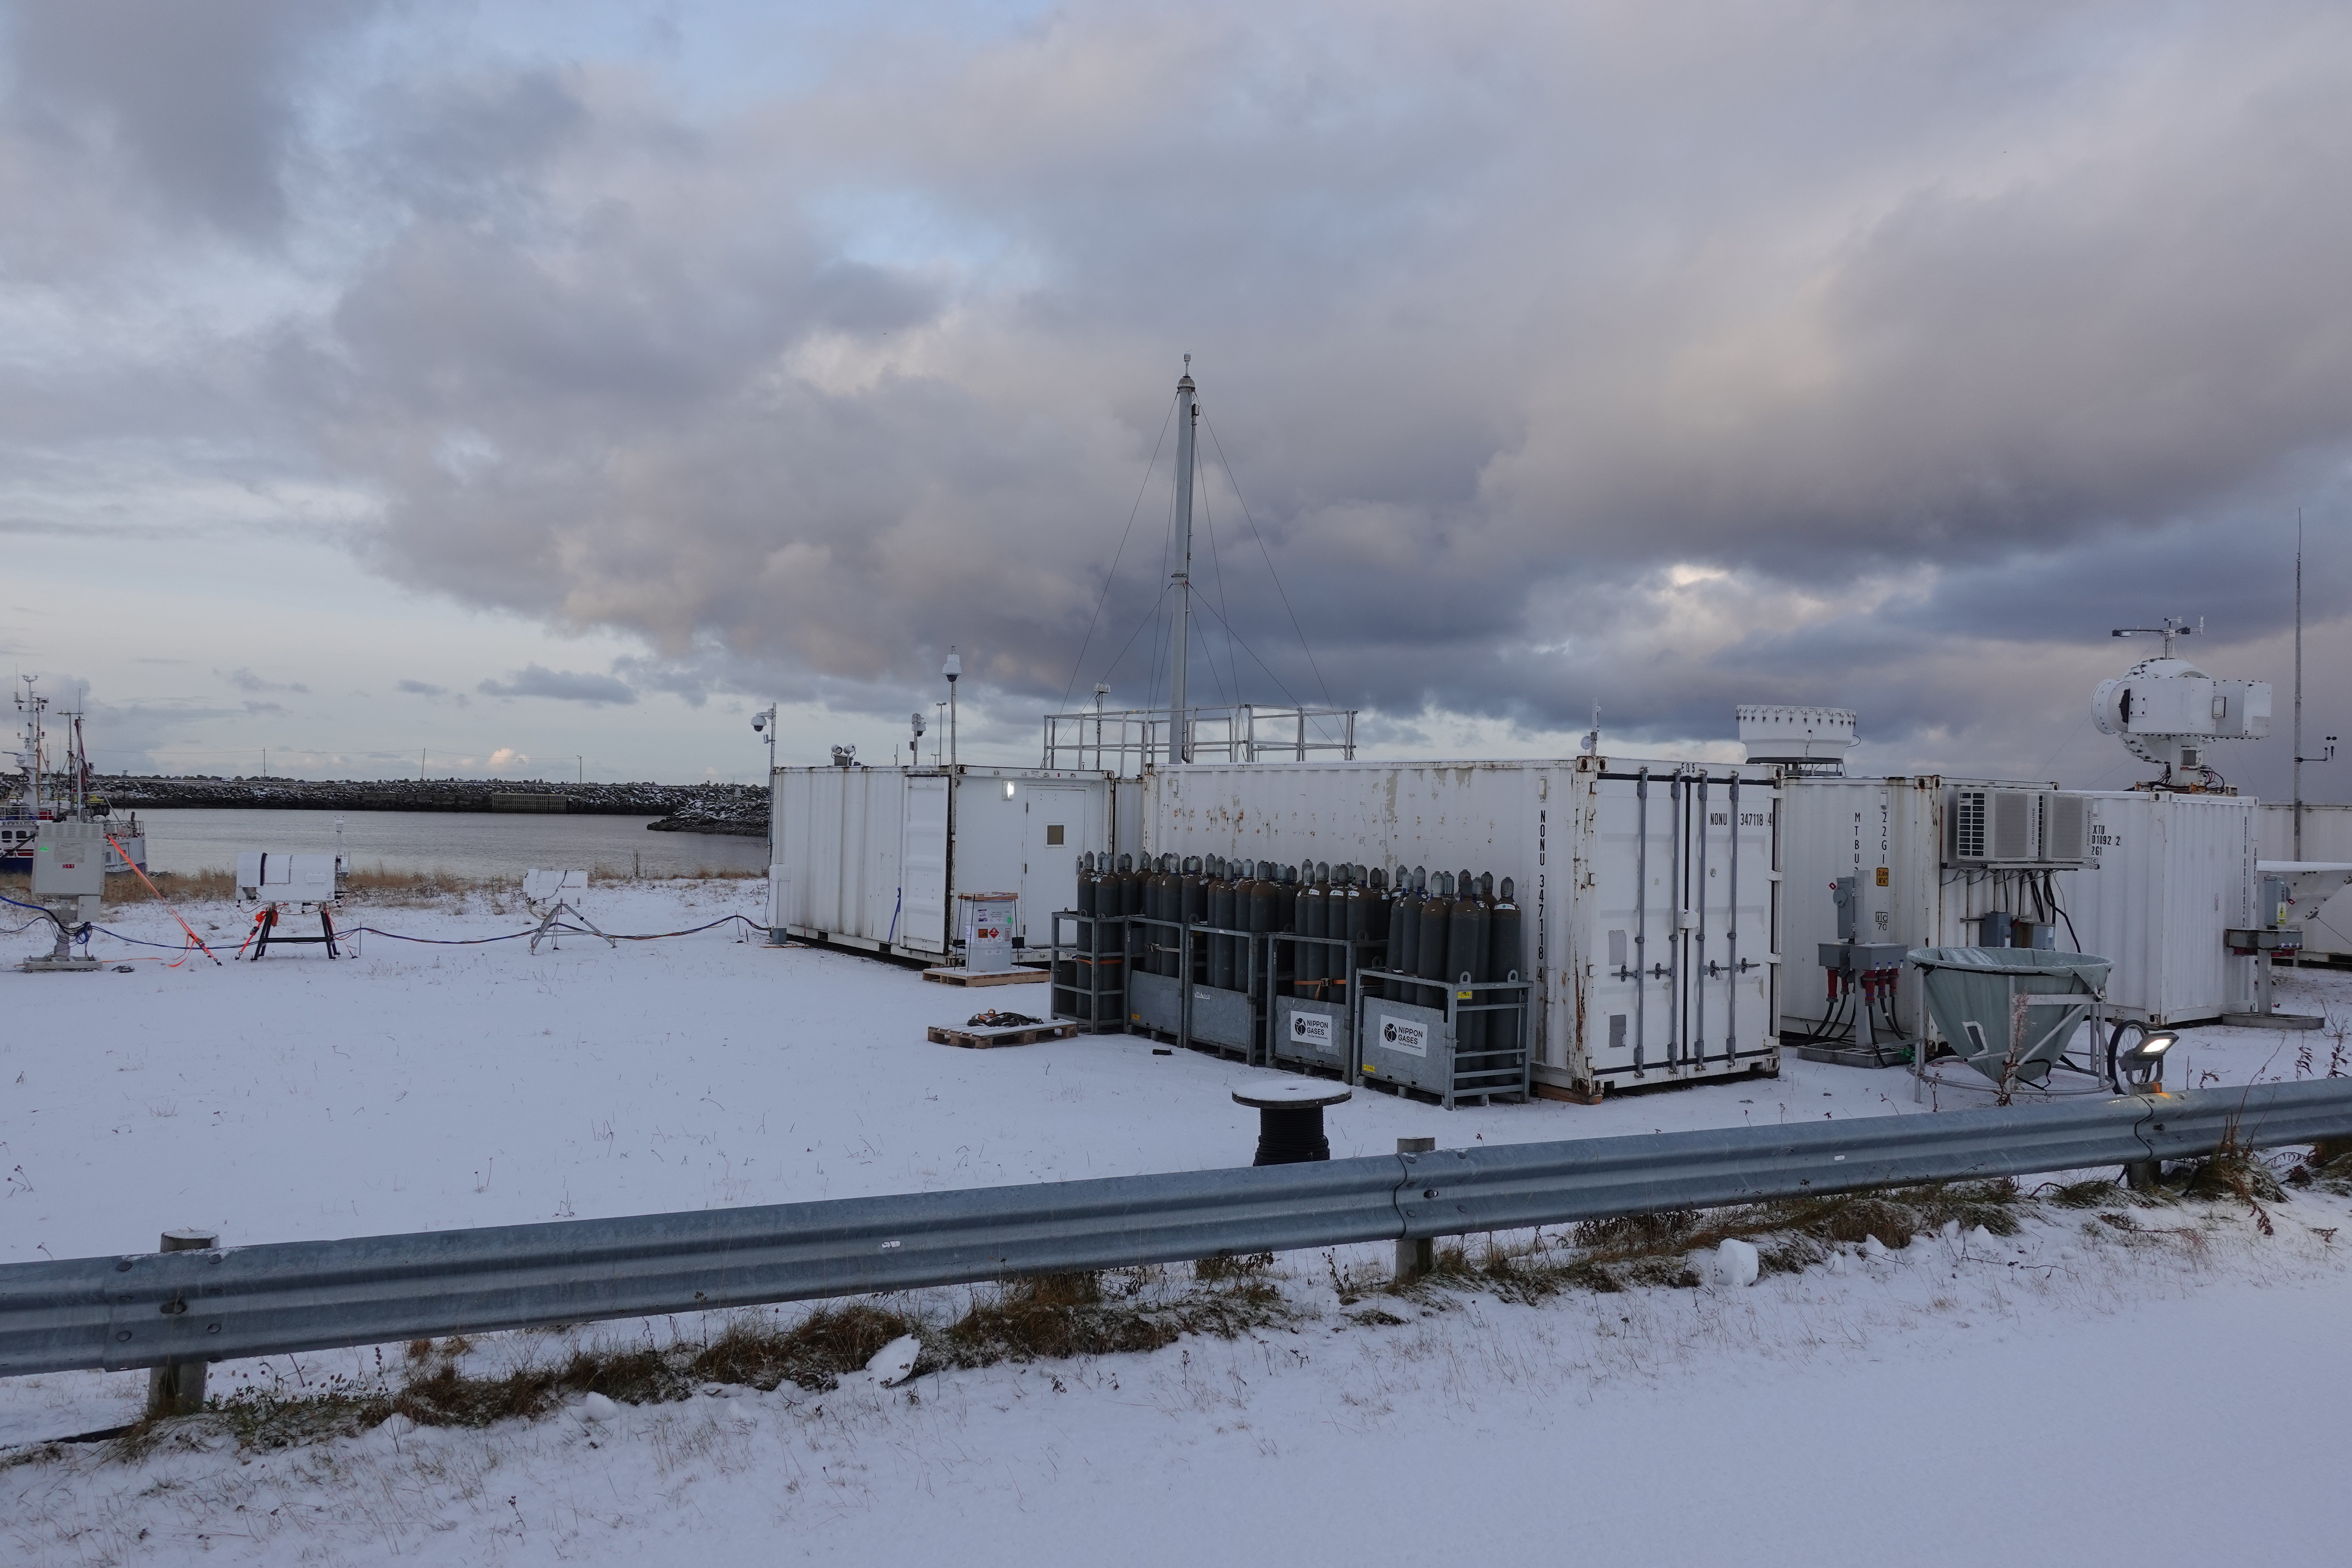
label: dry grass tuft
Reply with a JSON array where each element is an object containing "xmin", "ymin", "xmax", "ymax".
[
  {"xmin": 1395, "ymin": 1181, "xmax": 2027, "ymax": 1305},
  {"xmin": 173, "ymin": 1269, "xmax": 1295, "ymax": 1455},
  {"xmin": 688, "ymin": 1304, "xmax": 925, "ymax": 1393}
]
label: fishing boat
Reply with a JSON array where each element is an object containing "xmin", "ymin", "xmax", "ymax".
[{"xmin": 3, "ymin": 679, "xmax": 147, "ymax": 874}]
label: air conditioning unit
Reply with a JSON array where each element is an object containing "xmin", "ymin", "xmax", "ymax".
[
  {"xmin": 1946, "ymin": 788, "xmax": 2091, "ymax": 868},
  {"xmin": 2042, "ymin": 793, "xmax": 2090, "ymax": 865}
]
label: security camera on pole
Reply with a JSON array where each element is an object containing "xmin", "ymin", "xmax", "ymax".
[{"xmin": 751, "ymin": 704, "xmax": 778, "ymax": 852}]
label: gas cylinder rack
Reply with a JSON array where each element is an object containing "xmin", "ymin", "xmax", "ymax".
[
  {"xmin": 1351, "ymin": 870, "xmax": 1533, "ymax": 1107},
  {"xmin": 1047, "ymin": 851, "xmax": 1130, "ymax": 1033},
  {"xmin": 1264, "ymin": 861, "xmax": 1381, "ymax": 1076}
]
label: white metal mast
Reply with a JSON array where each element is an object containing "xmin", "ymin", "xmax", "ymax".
[
  {"xmin": 1168, "ymin": 358, "xmax": 1197, "ymax": 765},
  {"xmin": 2295, "ymin": 511, "xmax": 2305, "ymax": 859}
]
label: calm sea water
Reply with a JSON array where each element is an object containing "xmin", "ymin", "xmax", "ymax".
[{"xmin": 133, "ymin": 809, "xmax": 771, "ymax": 879}]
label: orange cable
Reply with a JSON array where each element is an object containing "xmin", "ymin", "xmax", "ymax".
[{"xmin": 104, "ymin": 832, "xmax": 222, "ymax": 966}]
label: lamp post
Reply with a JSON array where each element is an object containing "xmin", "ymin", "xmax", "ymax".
[{"xmin": 943, "ymin": 649, "xmax": 961, "ymax": 767}]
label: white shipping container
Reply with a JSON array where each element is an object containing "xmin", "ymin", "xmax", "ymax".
[
  {"xmin": 2258, "ymin": 803, "xmax": 2352, "ymax": 962},
  {"xmin": 1778, "ymin": 780, "xmax": 2257, "ymax": 1037},
  {"xmin": 769, "ymin": 765, "xmax": 1115, "ymax": 958},
  {"xmin": 1140, "ymin": 755, "xmax": 1783, "ymax": 1100},
  {"xmin": 2063, "ymin": 790, "xmax": 2256, "ymax": 1025},
  {"xmin": 1776, "ymin": 776, "xmax": 2053, "ymax": 1044}
]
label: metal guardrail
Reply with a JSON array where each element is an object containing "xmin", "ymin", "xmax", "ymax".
[{"xmin": 5, "ymin": 1081, "xmax": 2348, "ymax": 1378}]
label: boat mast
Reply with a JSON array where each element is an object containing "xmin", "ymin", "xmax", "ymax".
[
  {"xmin": 1168, "ymin": 358, "xmax": 1197, "ymax": 765},
  {"xmin": 15, "ymin": 679, "xmax": 42, "ymax": 818}
]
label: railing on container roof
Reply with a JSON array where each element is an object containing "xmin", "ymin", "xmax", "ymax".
[{"xmin": 1041, "ymin": 705, "xmax": 1357, "ymax": 775}]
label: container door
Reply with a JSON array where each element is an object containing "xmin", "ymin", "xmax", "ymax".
[
  {"xmin": 1682, "ymin": 776, "xmax": 1777, "ymax": 1065},
  {"xmin": 1584, "ymin": 771, "xmax": 1775, "ymax": 1078},
  {"xmin": 900, "ymin": 776, "xmax": 949, "ymax": 953},
  {"xmin": 1020, "ymin": 782, "xmax": 1096, "ymax": 943},
  {"xmin": 1583, "ymin": 772, "xmax": 1669, "ymax": 1077}
]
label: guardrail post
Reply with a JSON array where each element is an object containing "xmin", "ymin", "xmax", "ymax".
[
  {"xmin": 1395, "ymin": 1137, "xmax": 1436, "ymax": 1279},
  {"xmin": 2125, "ymin": 1160, "xmax": 2160, "ymax": 1192},
  {"xmin": 147, "ymin": 1228, "xmax": 217, "ymax": 1417}
]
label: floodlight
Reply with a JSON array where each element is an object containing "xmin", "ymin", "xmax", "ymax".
[{"xmin": 2110, "ymin": 1023, "xmax": 2179, "ymax": 1091}]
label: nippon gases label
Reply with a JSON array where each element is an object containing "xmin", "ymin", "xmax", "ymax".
[
  {"xmin": 1288, "ymin": 1012, "xmax": 1334, "ymax": 1053},
  {"xmin": 1376, "ymin": 1014, "xmax": 1429, "ymax": 1057}
]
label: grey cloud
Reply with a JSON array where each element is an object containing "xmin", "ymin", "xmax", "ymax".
[
  {"xmin": 477, "ymin": 665, "xmax": 637, "ymax": 706},
  {"xmin": 11, "ymin": 2, "xmax": 2352, "ymax": 796},
  {"xmin": 219, "ymin": 667, "xmax": 309, "ymax": 695},
  {"xmin": 1, "ymin": 0, "xmax": 378, "ymax": 236},
  {"xmin": 394, "ymin": 679, "xmax": 445, "ymax": 696}
]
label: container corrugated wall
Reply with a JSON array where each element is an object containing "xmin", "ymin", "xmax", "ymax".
[
  {"xmin": 770, "ymin": 766, "xmax": 910, "ymax": 951},
  {"xmin": 2061, "ymin": 792, "xmax": 2254, "ymax": 1024},
  {"xmin": 2258, "ymin": 803, "xmax": 2352, "ymax": 962}
]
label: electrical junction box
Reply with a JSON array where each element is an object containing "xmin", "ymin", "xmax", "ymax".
[
  {"xmin": 31, "ymin": 821, "xmax": 106, "ymax": 899},
  {"xmin": 1818, "ymin": 942, "xmax": 1909, "ymax": 972}
]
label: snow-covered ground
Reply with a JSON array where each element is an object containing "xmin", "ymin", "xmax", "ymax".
[{"xmin": 4, "ymin": 882, "xmax": 2349, "ymax": 1565}]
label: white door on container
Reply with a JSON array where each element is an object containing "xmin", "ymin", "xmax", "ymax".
[
  {"xmin": 1021, "ymin": 784, "xmax": 1092, "ymax": 942},
  {"xmin": 900, "ymin": 777, "xmax": 949, "ymax": 953},
  {"xmin": 1586, "ymin": 773, "xmax": 1672, "ymax": 1077},
  {"xmin": 1682, "ymin": 774, "xmax": 1775, "ymax": 1066},
  {"xmin": 1586, "ymin": 771, "xmax": 1774, "ymax": 1077}
]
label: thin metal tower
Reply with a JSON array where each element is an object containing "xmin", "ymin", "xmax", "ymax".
[{"xmin": 1167, "ymin": 357, "xmax": 1197, "ymax": 765}]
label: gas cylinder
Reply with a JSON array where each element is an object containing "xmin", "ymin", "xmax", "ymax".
[
  {"xmin": 1294, "ymin": 862, "xmax": 1327, "ymax": 997},
  {"xmin": 1416, "ymin": 870, "xmax": 1454, "ymax": 987},
  {"xmin": 1447, "ymin": 869, "xmax": 1492, "ymax": 1052},
  {"xmin": 1490, "ymin": 876, "xmax": 1524, "ymax": 1059},
  {"xmin": 1145, "ymin": 854, "xmax": 1175, "ymax": 975},
  {"xmin": 1391, "ymin": 867, "xmax": 1422, "ymax": 990},
  {"xmin": 1208, "ymin": 857, "xmax": 1237, "ymax": 989},
  {"xmin": 1180, "ymin": 857, "xmax": 1208, "ymax": 980},
  {"xmin": 1075, "ymin": 851, "xmax": 1097, "ymax": 918}
]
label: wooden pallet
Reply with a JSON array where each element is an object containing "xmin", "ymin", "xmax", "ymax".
[
  {"xmin": 927, "ymin": 1021, "xmax": 1078, "ymax": 1049},
  {"xmin": 922, "ymin": 965, "xmax": 1050, "ymax": 988}
]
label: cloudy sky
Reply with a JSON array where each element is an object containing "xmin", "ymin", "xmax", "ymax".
[{"xmin": 3, "ymin": 0, "xmax": 2348, "ymax": 795}]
